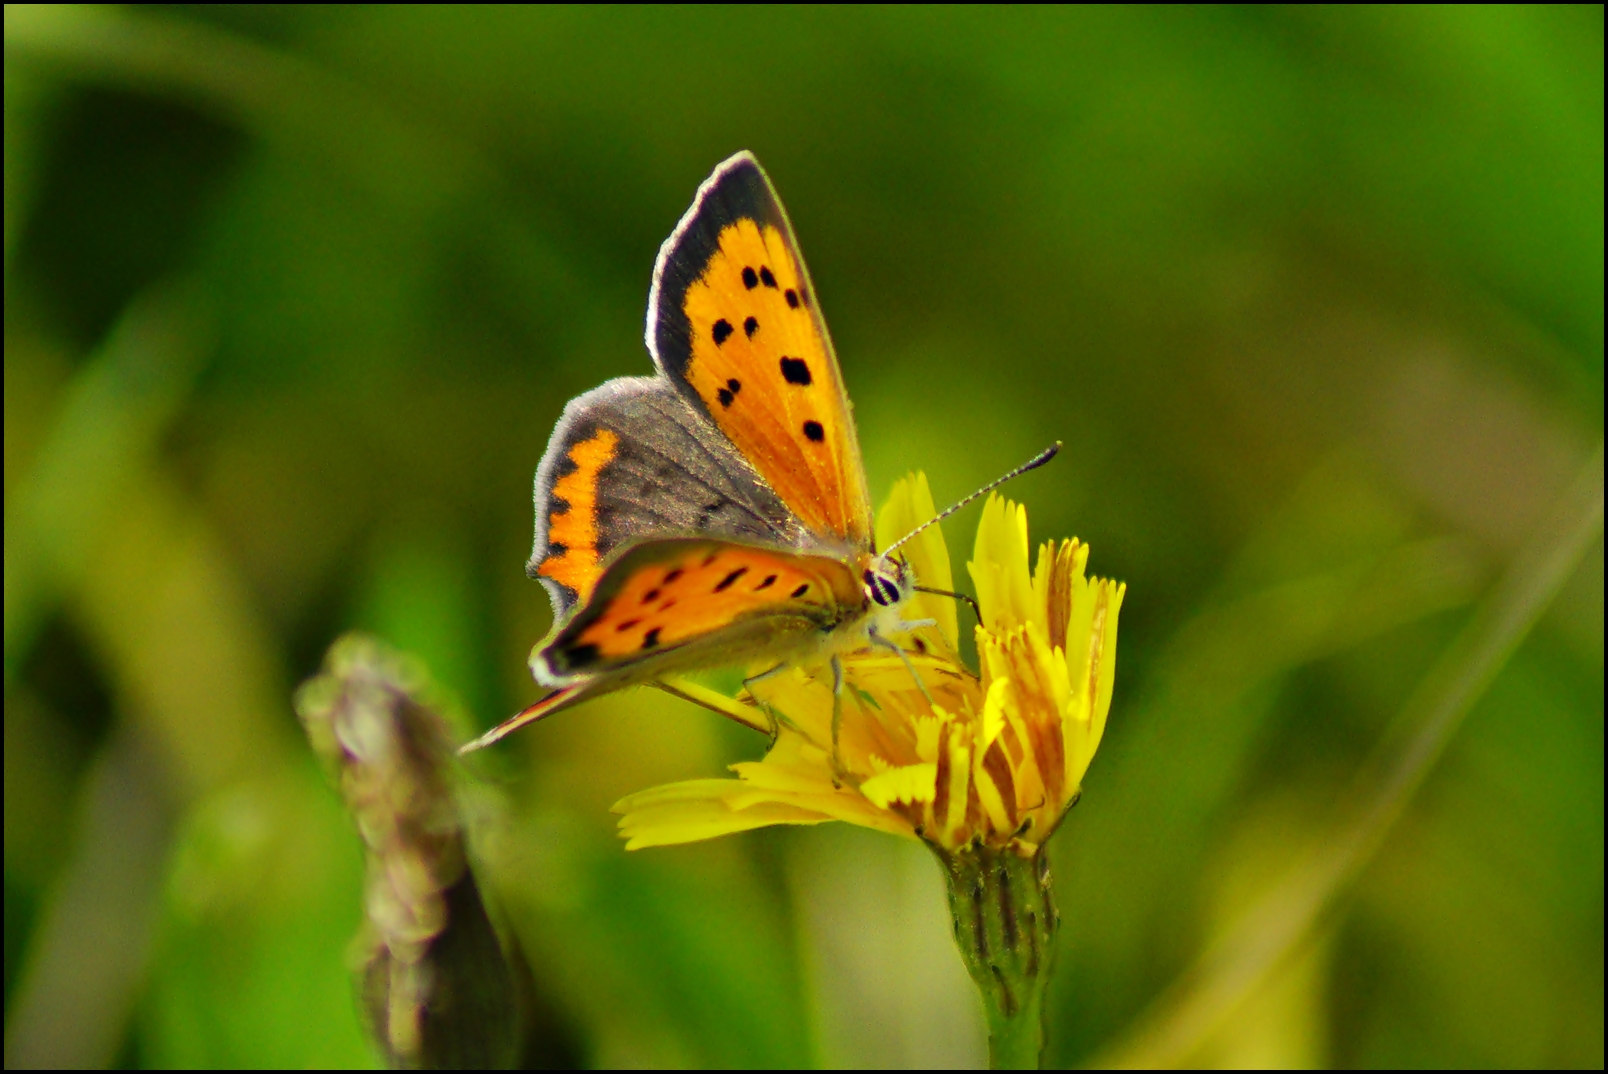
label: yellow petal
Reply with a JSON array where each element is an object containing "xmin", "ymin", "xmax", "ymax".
[
  {"xmin": 1060, "ymin": 569, "xmax": 1124, "ymax": 793},
  {"xmin": 617, "ymin": 795, "xmax": 836, "ymax": 850},
  {"xmin": 937, "ymin": 730, "xmax": 974, "ymax": 847},
  {"xmin": 913, "ymin": 712, "xmax": 944, "ymax": 763},
  {"xmin": 979, "ymin": 674, "xmax": 1011, "ymax": 753},
  {"xmin": 876, "ymin": 472, "xmax": 959, "ymax": 652},
  {"xmin": 1034, "ymin": 538, "xmax": 1086, "ymax": 654},
  {"xmin": 1084, "ymin": 577, "xmax": 1125, "ymax": 780},
  {"xmin": 613, "ymin": 777, "xmax": 755, "ymax": 813},
  {"xmin": 860, "ymin": 763, "xmax": 938, "ymax": 809},
  {"xmin": 969, "ymin": 494, "xmax": 1041, "ymax": 635},
  {"xmin": 972, "ymin": 741, "xmax": 1016, "ymax": 837},
  {"xmin": 730, "ymin": 756, "xmax": 838, "ymax": 796}
]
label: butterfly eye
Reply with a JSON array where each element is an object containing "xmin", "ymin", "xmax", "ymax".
[{"xmin": 863, "ymin": 569, "xmax": 901, "ymax": 607}]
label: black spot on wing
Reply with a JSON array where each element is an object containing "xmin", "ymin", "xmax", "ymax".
[
  {"xmin": 785, "ymin": 289, "xmax": 799, "ymax": 309},
  {"xmin": 803, "ymin": 420, "xmax": 825, "ymax": 442},
  {"xmin": 717, "ymin": 387, "xmax": 734, "ymax": 408},
  {"xmin": 744, "ymin": 316, "xmax": 759, "ymax": 338},
  {"xmin": 759, "ymin": 266, "xmax": 778, "ymax": 288},
  {"xmin": 642, "ymin": 627, "xmax": 662, "ymax": 649},
  {"xmin": 642, "ymin": 588, "xmax": 662, "ymax": 604},
  {"xmin": 791, "ymin": 583, "xmax": 810, "ymax": 598},
  {"xmin": 714, "ymin": 566, "xmax": 749, "ymax": 592},
  {"xmin": 742, "ymin": 266, "xmax": 759, "ymax": 289},
  {"xmin": 617, "ymin": 618, "xmax": 641, "ymax": 632},
  {"xmin": 780, "ymin": 357, "xmax": 812, "ymax": 385},
  {"xmin": 664, "ymin": 568, "xmax": 683, "ymax": 583},
  {"xmin": 757, "ymin": 574, "xmax": 777, "ymax": 590},
  {"xmin": 713, "ymin": 319, "xmax": 733, "ymax": 345}
]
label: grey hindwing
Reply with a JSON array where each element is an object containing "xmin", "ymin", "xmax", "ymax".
[{"xmin": 529, "ymin": 377, "xmax": 808, "ymax": 617}]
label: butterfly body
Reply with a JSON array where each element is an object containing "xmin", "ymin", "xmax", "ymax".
[{"xmin": 467, "ymin": 152, "xmax": 919, "ymax": 750}]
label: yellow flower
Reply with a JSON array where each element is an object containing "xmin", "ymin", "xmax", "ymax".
[{"xmin": 614, "ymin": 474, "xmax": 1125, "ymax": 854}]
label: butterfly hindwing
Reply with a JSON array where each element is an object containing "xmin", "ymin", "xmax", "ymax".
[
  {"xmin": 647, "ymin": 152, "xmax": 873, "ymax": 550},
  {"xmin": 535, "ymin": 537, "xmax": 863, "ymax": 685},
  {"xmin": 529, "ymin": 377, "xmax": 809, "ymax": 617}
]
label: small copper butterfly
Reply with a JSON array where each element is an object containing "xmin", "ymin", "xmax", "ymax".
[{"xmin": 465, "ymin": 152, "xmax": 1055, "ymax": 751}]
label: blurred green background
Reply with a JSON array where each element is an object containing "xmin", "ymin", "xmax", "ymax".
[{"xmin": 4, "ymin": 5, "xmax": 1601, "ymax": 1068}]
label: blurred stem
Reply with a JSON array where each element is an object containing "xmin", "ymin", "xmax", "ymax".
[
  {"xmin": 3, "ymin": 729, "xmax": 175, "ymax": 1068},
  {"xmin": 3, "ymin": 283, "xmax": 210, "ymax": 687},
  {"xmin": 941, "ymin": 844, "xmax": 1057, "ymax": 1069}
]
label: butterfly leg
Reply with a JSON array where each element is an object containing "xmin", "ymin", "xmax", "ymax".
[
  {"xmin": 740, "ymin": 662, "xmax": 792, "ymax": 742},
  {"xmin": 739, "ymin": 659, "xmax": 791, "ymax": 700},
  {"xmin": 869, "ymin": 631, "xmax": 937, "ymax": 709}
]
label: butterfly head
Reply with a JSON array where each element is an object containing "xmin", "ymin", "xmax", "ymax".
[{"xmin": 862, "ymin": 558, "xmax": 911, "ymax": 610}]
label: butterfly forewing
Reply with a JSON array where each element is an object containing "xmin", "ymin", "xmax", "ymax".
[{"xmin": 648, "ymin": 153, "xmax": 873, "ymax": 550}]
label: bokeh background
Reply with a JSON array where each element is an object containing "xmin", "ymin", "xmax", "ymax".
[{"xmin": 4, "ymin": 5, "xmax": 1602, "ymax": 1068}]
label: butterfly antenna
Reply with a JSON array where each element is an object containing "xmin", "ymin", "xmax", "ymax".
[{"xmin": 880, "ymin": 442, "xmax": 1061, "ymax": 561}]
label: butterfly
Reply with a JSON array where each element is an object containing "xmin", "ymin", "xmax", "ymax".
[
  {"xmin": 462, "ymin": 152, "xmax": 1057, "ymax": 753},
  {"xmin": 459, "ymin": 151, "xmax": 925, "ymax": 752}
]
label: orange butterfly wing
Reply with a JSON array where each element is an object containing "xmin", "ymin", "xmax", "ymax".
[
  {"xmin": 648, "ymin": 152, "xmax": 873, "ymax": 551},
  {"xmin": 534, "ymin": 537, "xmax": 863, "ymax": 684}
]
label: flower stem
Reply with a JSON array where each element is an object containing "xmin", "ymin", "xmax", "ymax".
[{"xmin": 940, "ymin": 843, "xmax": 1058, "ymax": 1069}]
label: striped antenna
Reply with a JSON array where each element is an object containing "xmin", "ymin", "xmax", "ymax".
[{"xmin": 880, "ymin": 442, "xmax": 1061, "ymax": 561}]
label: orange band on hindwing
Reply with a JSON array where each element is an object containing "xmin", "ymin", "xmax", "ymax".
[
  {"xmin": 576, "ymin": 544, "xmax": 839, "ymax": 657},
  {"xmin": 537, "ymin": 427, "xmax": 619, "ymax": 600},
  {"xmin": 539, "ymin": 541, "xmax": 864, "ymax": 681}
]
